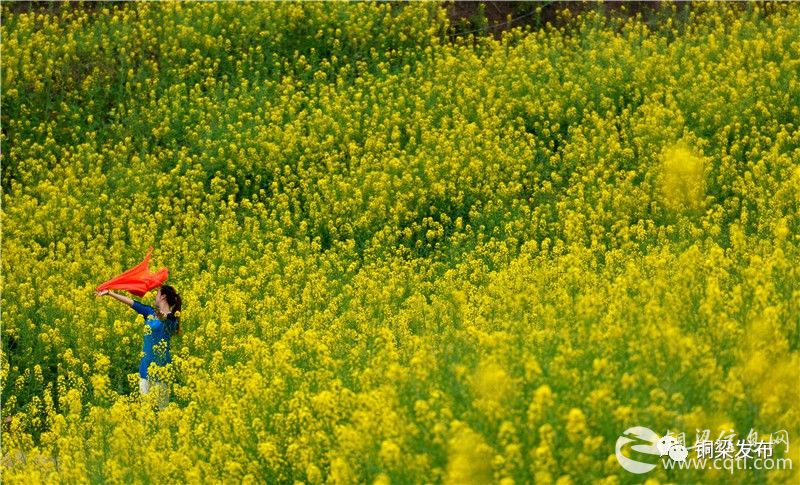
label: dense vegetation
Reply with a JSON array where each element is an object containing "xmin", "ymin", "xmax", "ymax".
[{"xmin": 2, "ymin": 2, "xmax": 798, "ymax": 483}]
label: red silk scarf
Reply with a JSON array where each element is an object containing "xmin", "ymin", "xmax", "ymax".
[{"xmin": 96, "ymin": 246, "xmax": 168, "ymax": 297}]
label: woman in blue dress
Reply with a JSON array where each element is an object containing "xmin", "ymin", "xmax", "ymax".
[{"xmin": 95, "ymin": 285, "xmax": 182, "ymax": 409}]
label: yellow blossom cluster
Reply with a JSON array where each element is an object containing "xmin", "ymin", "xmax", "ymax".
[{"xmin": 2, "ymin": 1, "xmax": 799, "ymax": 483}]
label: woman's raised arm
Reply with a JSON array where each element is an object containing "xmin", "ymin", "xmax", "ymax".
[{"xmin": 95, "ymin": 290, "xmax": 134, "ymax": 307}]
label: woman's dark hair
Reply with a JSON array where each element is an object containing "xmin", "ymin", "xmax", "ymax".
[{"xmin": 160, "ymin": 284, "xmax": 182, "ymax": 337}]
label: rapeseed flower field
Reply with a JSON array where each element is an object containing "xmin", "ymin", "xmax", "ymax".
[{"xmin": 2, "ymin": 1, "xmax": 799, "ymax": 483}]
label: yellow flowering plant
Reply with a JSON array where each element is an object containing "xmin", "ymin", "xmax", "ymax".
[{"xmin": 2, "ymin": 2, "xmax": 799, "ymax": 483}]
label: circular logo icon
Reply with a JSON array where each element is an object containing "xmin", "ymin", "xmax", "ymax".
[
  {"xmin": 615, "ymin": 426, "xmax": 662, "ymax": 474},
  {"xmin": 668, "ymin": 444, "xmax": 689, "ymax": 462},
  {"xmin": 657, "ymin": 435, "xmax": 678, "ymax": 456}
]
